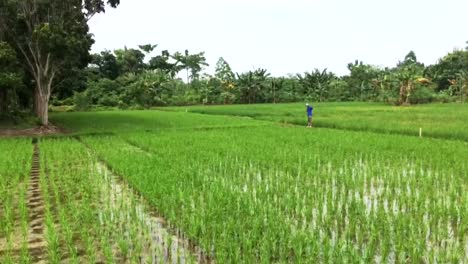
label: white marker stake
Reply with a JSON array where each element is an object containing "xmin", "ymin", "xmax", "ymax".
[{"xmin": 419, "ymin": 128, "xmax": 422, "ymax": 137}]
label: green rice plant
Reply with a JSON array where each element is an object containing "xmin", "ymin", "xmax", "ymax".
[
  {"xmin": 81, "ymin": 124, "xmax": 467, "ymax": 262},
  {"xmin": 50, "ymin": 109, "xmax": 270, "ymax": 135},
  {"xmin": 45, "ymin": 212, "xmax": 60, "ymax": 264},
  {"xmin": 0, "ymin": 139, "xmax": 33, "ymax": 263},
  {"xmin": 4, "ymin": 102, "xmax": 468, "ymax": 262},
  {"xmin": 162, "ymin": 102, "xmax": 468, "ymax": 141}
]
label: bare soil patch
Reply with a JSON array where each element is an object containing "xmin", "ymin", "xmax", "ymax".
[{"xmin": 0, "ymin": 124, "xmax": 68, "ymax": 137}]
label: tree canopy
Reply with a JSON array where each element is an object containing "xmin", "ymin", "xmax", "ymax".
[{"xmin": 0, "ymin": 0, "xmax": 120, "ymax": 125}]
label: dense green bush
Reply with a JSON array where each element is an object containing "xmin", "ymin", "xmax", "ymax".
[
  {"xmin": 73, "ymin": 92, "xmax": 91, "ymax": 111},
  {"xmin": 409, "ymin": 86, "xmax": 436, "ymax": 104}
]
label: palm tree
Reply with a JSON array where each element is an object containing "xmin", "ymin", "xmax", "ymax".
[{"xmin": 452, "ymin": 70, "xmax": 468, "ymax": 103}]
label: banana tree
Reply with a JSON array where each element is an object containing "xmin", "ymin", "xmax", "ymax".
[
  {"xmin": 450, "ymin": 70, "xmax": 468, "ymax": 103},
  {"xmin": 395, "ymin": 65, "xmax": 423, "ymax": 105},
  {"xmin": 296, "ymin": 69, "xmax": 335, "ymax": 102},
  {"xmin": 236, "ymin": 68, "xmax": 270, "ymax": 104},
  {"xmin": 270, "ymin": 77, "xmax": 285, "ymax": 104}
]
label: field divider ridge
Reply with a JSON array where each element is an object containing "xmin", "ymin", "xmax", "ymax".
[
  {"xmin": 26, "ymin": 141, "xmax": 47, "ymax": 263},
  {"xmin": 173, "ymin": 110, "xmax": 468, "ymax": 142}
]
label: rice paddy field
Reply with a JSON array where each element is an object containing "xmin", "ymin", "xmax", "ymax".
[
  {"xmin": 1, "ymin": 102, "xmax": 467, "ymax": 263},
  {"xmin": 162, "ymin": 102, "xmax": 468, "ymax": 141}
]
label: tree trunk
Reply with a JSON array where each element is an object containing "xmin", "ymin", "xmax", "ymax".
[
  {"xmin": 273, "ymin": 86, "xmax": 276, "ymax": 104},
  {"xmin": 36, "ymin": 92, "xmax": 49, "ymax": 126},
  {"xmin": 34, "ymin": 87, "xmax": 40, "ymax": 116},
  {"xmin": 398, "ymin": 83, "xmax": 407, "ymax": 105},
  {"xmin": 0, "ymin": 89, "xmax": 7, "ymax": 113},
  {"xmin": 405, "ymin": 82, "xmax": 413, "ymax": 105},
  {"xmin": 34, "ymin": 70, "xmax": 55, "ymax": 126}
]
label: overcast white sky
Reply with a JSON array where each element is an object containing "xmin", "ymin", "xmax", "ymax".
[{"xmin": 89, "ymin": 0, "xmax": 468, "ymax": 77}]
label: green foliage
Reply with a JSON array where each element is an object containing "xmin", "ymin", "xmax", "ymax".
[
  {"xmin": 138, "ymin": 44, "xmax": 158, "ymax": 54},
  {"xmin": 426, "ymin": 49, "xmax": 468, "ymax": 91},
  {"xmin": 236, "ymin": 68, "xmax": 271, "ymax": 104},
  {"xmin": 73, "ymin": 92, "xmax": 91, "ymax": 111},
  {"xmin": 114, "ymin": 47, "xmax": 146, "ymax": 74},
  {"xmin": 86, "ymin": 78, "xmax": 121, "ymax": 106},
  {"xmin": 90, "ymin": 50, "xmax": 120, "ymax": 80},
  {"xmin": 296, "ymin": 69, "xmax": 336, "ymax": 102},
  {"xmin": 172, "ymin": 50, "xmax": 209, "ymax": 83},
  {"xmin": 52, "ymin": 43, "xmax": 468, "ymax": 109},
  {"xmin": 149, "ymin": 50, "xmax": 180, "ymax": 78},
  {"xmin": 408, "ymin": 86, "xmax": 436, "ymax": 104},
  {"xmin": 0, "ymin": 41, "xmax": 24, "ymax": 113},
  {"xmin": 449, "ymin": 70, "xmax": 468, "ymax": 103},
  {"xmin": 344, "ymin": 61, "xmax": 382, "ymax": 101},
  {"xmin": 0, "ymin": 0, "xmax": 120, "ymax": 125},
  {"xmin": 214, "ymin": 57, "xmax": 235, "ymax": 81}
]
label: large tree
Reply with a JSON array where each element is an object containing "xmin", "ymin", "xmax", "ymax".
[
  {"xmin": 344, "ymin": 61, "xmax": 382, "ymax": 101},
  {"xmin": 149, "ymin": 50, "xmax": 181, "ymax": 78},
  {"xmin": 90, "ymin": 50, "xmax": 121, "ymax": 80},
  {"xmin": 425, "ymin": 49, "xmax": 468, "ymax": 92},
  {"xmin": 0, "ymin": 0, "xmax": 120, "ymax": 126},
  {"xmin": 214, "ymin": 57, "xmax": 235, "ymax": 104},
  {"xmin": 114, "ymin": 47, "xmax": 146, "ymax": 75}
]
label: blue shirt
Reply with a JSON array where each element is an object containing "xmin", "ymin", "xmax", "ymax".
[{"xmin": 307, "ymin": 106, "xmax": 313, "ymax": 116}]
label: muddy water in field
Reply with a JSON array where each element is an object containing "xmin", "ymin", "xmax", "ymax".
[{"xmin": 95, "ymin": 162, "xmax": 207, "ymax": 263}]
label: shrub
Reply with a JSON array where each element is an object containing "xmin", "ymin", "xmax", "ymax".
[
  {"xmin": 98, "ymin": 93, "xmax": 119, "ymax": 107},
  {"xmin": 73, "ymin": 92, "xmax": 91, "ymax": 111},
  {"xmin": 408, "ymin": 87, "xmax": 435, "ymax": 104}
]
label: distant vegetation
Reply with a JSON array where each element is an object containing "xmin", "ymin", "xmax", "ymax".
[
  {"xmin": 163, "ymin": 102, "xmax": 468, "ymax": 141},
  {"xmin": 65, "ymin": 48, "xmax": 468, "ymax": 111},
  {"xmin": 0, "ymin": 0, "xmax": 467, "ymax": 126}
]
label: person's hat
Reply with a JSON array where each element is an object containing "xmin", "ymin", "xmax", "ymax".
[{"xmin": 306, "ymin": 103, "xmax": 309, "ymax": 106}]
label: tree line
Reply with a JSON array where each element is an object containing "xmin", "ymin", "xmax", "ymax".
[
  {"xmin": 0, "ymin": 0, "xmax": 467, "ymax": 126},
  {"xmin": 69, "ymin": 46, "xmax": 468, "ymax": 110}
]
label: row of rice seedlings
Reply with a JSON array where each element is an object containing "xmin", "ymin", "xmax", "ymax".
[
  {"xmin": 37, "ymin": 137, "xmax": 197, "ymax": 263},
  {"xmin": 92, "ymin": 144, "xmax": 199, "ymax": 263},
  {"xmin": 0, "ymin": 139, "xmax": 33, "ymax": 263},
  {"xmin": 38, "ymin": 138, "xmax": 112, "ymax": 263},
  {"xmin": 80, "ymin": 126, "xmax": 468, "ymax": 262}
]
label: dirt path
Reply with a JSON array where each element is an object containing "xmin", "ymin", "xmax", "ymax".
[
  {"xmin": 26, "ymin": 144, "xmax": 47, "ymax": 263},
  {"xmin": 0, "ymin": 125, "xmax": 67, "ymax": 137}
]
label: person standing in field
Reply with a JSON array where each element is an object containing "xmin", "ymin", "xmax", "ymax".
[{"xmin": 306, "ymin": 103, "xmax": 313, "ymax": 128}]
